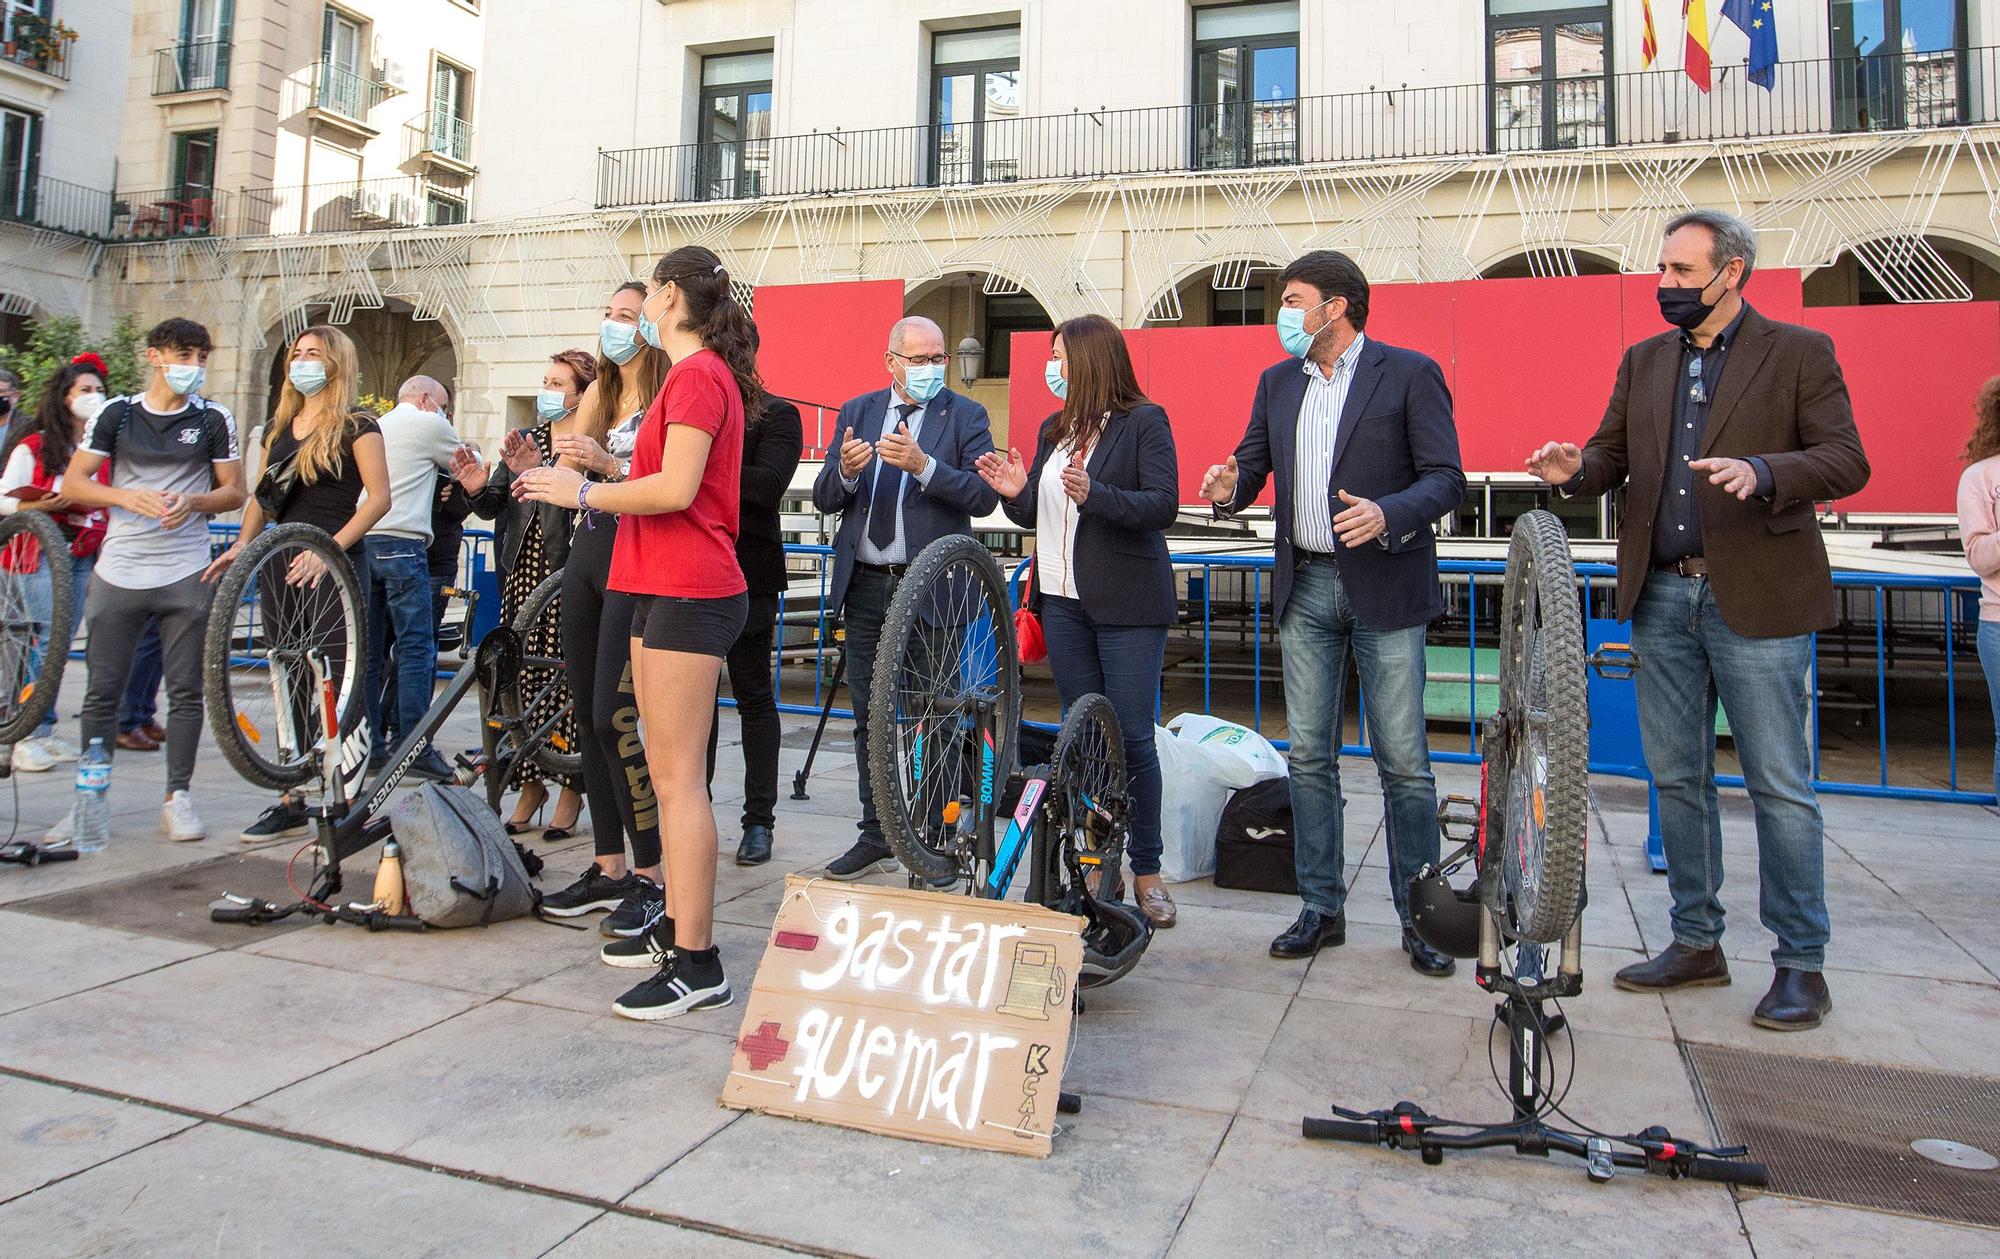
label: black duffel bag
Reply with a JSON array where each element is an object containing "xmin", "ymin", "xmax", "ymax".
[{"xmin": 1213, "ymin": 777, "xmax": 1297, "ymax": 895}]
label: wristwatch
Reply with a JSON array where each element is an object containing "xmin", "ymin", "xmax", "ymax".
[{"xmin": 617, "ymin": 458, "xmax": 631, "ymax": 480}]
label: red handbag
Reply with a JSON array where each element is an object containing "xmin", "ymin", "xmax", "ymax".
[{"xmin": 1014, "ymin": 553, "xmax": 1047, "ymax": 664}]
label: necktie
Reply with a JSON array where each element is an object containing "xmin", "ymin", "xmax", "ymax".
[{"xmin": 868, "ymin": 403, "xmax": 920, "ymax": 552}]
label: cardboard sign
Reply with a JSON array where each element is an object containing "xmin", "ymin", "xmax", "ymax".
[{"xmin": 721, "ymin": 875, "xmax": 1085, "ymax": 1158}]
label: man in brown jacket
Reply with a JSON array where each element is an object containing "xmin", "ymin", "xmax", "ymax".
[{"xmin": 1527, "ymin": 209, "xmax": 1869, "ymax": 1031}]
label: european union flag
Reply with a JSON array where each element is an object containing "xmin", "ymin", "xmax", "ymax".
[{"xmin": 1721, "ymin": 0, "xmax": 1780, "ymax": 89}]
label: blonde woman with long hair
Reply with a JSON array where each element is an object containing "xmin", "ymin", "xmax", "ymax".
[{"xmin": 206, "ymin": 325, "xmax": 392, "ymax": 841}]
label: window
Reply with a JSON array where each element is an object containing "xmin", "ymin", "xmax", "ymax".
[
  {"xmin": 1487, "ymin": 2, "xmax": 1609, "ymax": 152},
  {"xmin": 170, "ymin": 130, "xmax": 218, "ymax": 232},
  {"xmin": 176, "ymin": 0, "xmax": 233, "ymax": 91},
  {"xmin": 1212, "ymin": 284, "xmax": 1267, "ymax": 325},
  {"xmin": 0, "ymin": 105, "xmax": 39, "ymax": 223},
  {"xmin": 1830, "ymin": 0, "xmax": 1966, "ymax": 130},
  {"xmin": 697, "ymin": 49, "xmax": 772, "ymax": 201},
  {"xmin": 1193, "ymin": 2, "xmax": 1298, "ymax": 170},
  {"xmin": 318, "ymin": 6, "xmax": 367, "ymax": 116},
  {"xmin": 931, "ymin": 26, "xmax": 1020, "ymax": 186},
  {"xmin": 429, "ymin": 59, "xmax": 471, "ymax": 162},
  {"xmin": 982, "ymin": 291, "xmax": 1052, "ymax": 379},
  {"xmin": 427, "ymin": 192, "xmax": 467, "ymax": 226}
]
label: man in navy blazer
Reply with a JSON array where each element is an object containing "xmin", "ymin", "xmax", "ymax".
[
  {"xmin": 1201, "ymin": 250, "xmax": 1465, "ymax": 976},
  {"xmin": 811, "ymin": 315, "xmax": 998, "ymax": 879}
]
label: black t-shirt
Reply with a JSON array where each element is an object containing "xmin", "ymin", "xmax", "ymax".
[
  {"xmin": 267, "ymin": 414, "xmax": 380, "ymax": 536},
  {"xmin": 427, "ymin": 472, "xmax": 473, "ymax": 580}
]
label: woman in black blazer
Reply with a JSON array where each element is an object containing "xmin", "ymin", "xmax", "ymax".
[
  {"xmin": 976, "ymin": 313, "xmax": 1181, "ymax": 927},
  {"xmin": 705, "ymin": 388, "xmax": 804, "ymax": 866}
]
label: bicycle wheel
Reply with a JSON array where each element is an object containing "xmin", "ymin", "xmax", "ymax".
[
  {"xmin": 494, "ymin": 571, "xmax": 581, "ymax": 779},
  {"xmin": 1045, "ymin": 695, "xmax": 1127, "ymax": 903},
  {"xmin": 868, "ymin": 534, "xmax": 1020, "ymax": 886},
  {"xmin": 0, "ymin": 512, "xmax": 73, "ymax": 746},
  {"xmin": 203, "ymin": 523, "xmax": 367, "ymax": 792},
  {"xmin": 1486, "ymin": 509, "xmax": 1589, "ymax": 944}
]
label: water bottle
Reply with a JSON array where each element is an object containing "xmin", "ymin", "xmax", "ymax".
[{"xmin": 71, "ymin": 738, "xmax": 112, "ymax": 853}]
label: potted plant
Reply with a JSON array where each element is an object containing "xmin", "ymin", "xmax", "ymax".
[{"xmin": 18, "ymin": 17, "xmax": 77, "ymax": 66}]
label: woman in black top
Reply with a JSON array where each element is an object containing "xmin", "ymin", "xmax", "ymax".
[
  {"xmin": 205, "ymin": 324, "xmax": 390, "ymax": 841},
  {"xmin": 704, "ymin": 377, "xmax": 804, "ymax": 867}
]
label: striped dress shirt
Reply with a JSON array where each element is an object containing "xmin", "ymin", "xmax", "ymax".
[{"xmin": 1290, "ymin": 333, "xmax": 1367, "ymax": 555}]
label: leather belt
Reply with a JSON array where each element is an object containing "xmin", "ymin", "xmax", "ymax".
[
  {"xmin": 856, "ymin": 561, "xmax": 909, "ymax": 578},
  {"xmin": 1654, "ymin": 556, "xmax": 1708, "ymax": 578}
]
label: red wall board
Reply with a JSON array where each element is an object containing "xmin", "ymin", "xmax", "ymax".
[
  {"xmin": 1448, "ymin": 273, "xmax": 1625, "ymax": 474},
  {"xmin": 753, "ymin": 280, "xmax": 905, "ymax": 450}
]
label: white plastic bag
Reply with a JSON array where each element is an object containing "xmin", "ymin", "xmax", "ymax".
[{"xmin": 1154, "ymin": 715, "xmax": 1288, "ymax": 883}]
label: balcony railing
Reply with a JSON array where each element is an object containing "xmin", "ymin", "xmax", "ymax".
[
  {"xmin": 0, "ymin": 17, "xmax": 75, "ymax": 83},
  {"xmin": 153, "ymin": 39, "xmax": 232, "ymax": 95},
  {"xmin": 598, "ymin": 47, "xmax": 2000, "ymax": 208},
  {"xmin": 0, "ymin": 169, "xmax": 113, "ymax": 237},
  {"xmin": 109, "ymin": 187, "xmax": 229, "ymax": 240},
  {"xmin": 311, "ymin": 59, "xmax": 391, "ymax": 122},
  {"xmin": 414, "ymin": 110, "xmax": 474, "ymax": 165},
  {"xmin": 238, "ymin": 175, "xmax": 464, "ymax": 235}
]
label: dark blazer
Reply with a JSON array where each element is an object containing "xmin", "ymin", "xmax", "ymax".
[
  {"xmin": 1000, "ymin": 403, "xmax": 1180, "ymax": 627},
  {"xmin": 811, "ymin": 386, "xmax": 999, "ymax": 612},
  {"xmin": 1220, "ymin": 338, "xmax": 1466, "ymax": 630},
  {"xmin": 1571, "ymin": 303, "xmax": 1870, "ymax": 637},
  {"xmin": 738, "ymin": 397, "xmax": 804, "ymax": 597}
]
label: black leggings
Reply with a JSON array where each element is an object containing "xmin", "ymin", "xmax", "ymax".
[
  {"xmin": 561, "ymin": 516, "xmax": 660, "ymax": 868},
  {"xmin": 705, "ymin": 592, "xmax": 781, "ymax": 831}
]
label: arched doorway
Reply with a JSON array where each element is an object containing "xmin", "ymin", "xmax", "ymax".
[
  {"xmin": 1801, "ymin": 235, "xmax": 2000, "ymax": 306},
  {"xmin": 904, "ymin": 270, "xmax": 1054, "ymax": 446},
  {"xmin": 1479, "ymin": 249, "xmax": 1621, "ymax": 280},
  {"xmin": 1140, "ymin": 260, "xmax": 1285, "ymax": 328},
  {"xmin": 262, "ymin": 297, "xmax": 461, "ymax": 421}
]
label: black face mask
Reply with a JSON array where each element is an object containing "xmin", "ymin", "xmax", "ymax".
[{"xmin": 1657, "ymin": 270, "xmax": 1726, "ymax": 330}]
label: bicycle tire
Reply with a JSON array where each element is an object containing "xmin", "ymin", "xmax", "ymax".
[
  {"xmin": 202, "ymin": 523, "xmax": 367, "ymax": 792},
  {"xmin": 0, "ymin": 511, "xmax": 74, "ymax": 746},
  {"xmin": 1047, "ymin": 694, "xmax": 1126, "ymax": 903},
  {"xmin": 867, "ymin": 534, "xmax": 1020, "ymax": 887},
  {"xmin": 494, "ymin": 570, "xmax": 581, "ymax": 778},
  {"xmin": 1488, "ymin": 509, "xmax": 1589, "ymax": 944}
]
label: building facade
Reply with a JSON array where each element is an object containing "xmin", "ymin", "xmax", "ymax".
[{"xmin": 6, "ymin": 1, "xmax": 2000, "ymax": 476}]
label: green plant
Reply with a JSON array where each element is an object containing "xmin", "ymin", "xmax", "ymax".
[
  {"xmin": 14, "ymin": 16, "xmax": 76, "ymax": 64},
  {"xmin": 0, "ymin": 314, "xmax": 150, "ymax": 403},
  {"xmin": 356, "ymin": 392, "xmax": 395, "ymax": 416}
]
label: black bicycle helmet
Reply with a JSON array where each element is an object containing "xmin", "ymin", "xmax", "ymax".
[
  {"xmin": 1407, "ymin": 865, "xmax": 1484, "ymax": 960},
  {"xmin": 1077, "ymin": 896, "xmax": 1152, "ymax": 988}
]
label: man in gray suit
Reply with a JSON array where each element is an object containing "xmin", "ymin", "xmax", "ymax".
[{"xmin": 812, "ymin": 315, "xmax": 999, "ymax": 878}]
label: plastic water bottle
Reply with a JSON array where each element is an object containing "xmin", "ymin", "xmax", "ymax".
[{"xmin": 71, "ymin": 738, "xmax": 112, "ymax": 853}]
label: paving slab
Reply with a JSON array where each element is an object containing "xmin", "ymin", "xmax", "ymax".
[
  {"xmin": 233, "ymin": 1001, "xmax": 741, "ymax": 1202},
  {"xmin": 542, "ymin": 1211, "xmax": 795, "ymax": 1258},
  {"xmin": 241, "ymin": 902, "xmax": 610, "ymax": 997},
  {"xmin": 0, "ymin": 910, "xmax": 210, "ymax": 1017},
  {"xmin": 1736, "ymin": 1195, "xmax": 2000, "ymax": 1259},
  {"xmin": 1062, "ymin": 971, "xmax": 1293, "ymax": 1115},
  {"xmin": 0, "ymin": 1121, "xmax": 596, "ymax": 1258},
  {"xmin": 1132, "ymin": 901, "xmax": 1308, "ymax": 997},
  {"xmin": 0, "ymin": 1076, "xmax": 197, "ymax": 1203},
  {"xmin": 626, "ymin": 1096, "xmax": 1229, "ymax": 1259},
  {"xmin": 7, "ymin": 852, "xmax": 319, "ymax": 950},
  {"xmin": 0, "ymin": 950, "xmax": 484, "ymax": 1112},
  {"xmin": 0, "ymin": 830, "xmax": 236, "ymax": 908},
  {"xmin": 502, "ymin": 917, "xmax": 780, "ymax": 1036}
]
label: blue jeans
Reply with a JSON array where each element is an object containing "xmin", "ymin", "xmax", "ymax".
[
  {"xmin": 1039, "ymin": 595, "xmax": 1167, "ymax": 878},
  {"xmin": 21, "ymin": 551, "xmax": 92, "ymax": 738},
  {"xmin": 363, "ymin": 537, "xmax": 437, "ymax": 759},
  {"xmin": 1979, "ymin": 619, "xmax": 2000, "ymax": 804},
  {"xmin": 1279, "ymin": 557, "xmax": 1440, "ymax": 922},
  {"xmin": 120, "ymin": 618, "xmax": 163, "ymax": 731},
  {"xmin": 1633, "ymin": 573, "xmax": 1828, "ymax": 971}
]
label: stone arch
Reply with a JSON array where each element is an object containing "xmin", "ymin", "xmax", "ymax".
[
  {"xmin": 1801, "ymin": 230, "xmax": 2000, "ymax": 306},
  {"xmin": 1137, "ymin": 254, "xmax": 1290, "ymax": 327},
  {"xmin": 1474, "ymin": 244, "xmax": 1624, "ymax": 279}
]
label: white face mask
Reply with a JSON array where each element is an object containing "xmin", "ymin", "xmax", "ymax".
[{"xmin": 69, "ymin": 393, "xmax": 107, "ymax": 424}]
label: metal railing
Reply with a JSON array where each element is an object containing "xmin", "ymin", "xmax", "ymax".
[
  {"xmin": 413, "ymin": 110, "xmax": 474, "ymax": 165},
  {"xmin": 598, "ymin": 47, "xmax": 2000, "ymax": 207},
  {"xmin": 0, "ymin": 168, "xmax": 114, "ymax": 237},
  {"xmin": 152, "ymin": 39, "xmax": 232, "ymax": 95},
  {"xmin": 109, "ymin": 186, "xmax": 227, "ymax": 239},
  {"xmin": 0, "ymin": 20, "xmax": 74, "ymax": 83},
  {"xmin": 311, "ymin": 59, "xmax": 392, "ymax": 122},
  {"xmin": 237, "ymin": 175, "xmax": 459, "ymax": 235}
]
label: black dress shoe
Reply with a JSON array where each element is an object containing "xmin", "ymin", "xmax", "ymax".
[
  {"xmin": 1271, "ymin": 908, "xmax": 1346, "ymax": 960},
  {"xmin": 1613, "ymin": 942, "xmax": 1731, "ymax": 992},
  {"xmin": 1402, "ymin": 928, "xmax": 1457, "ymax": 978},
  {"xmin": 736, "ymin": 824, "xmax": 773, "ymax": 866},
  {"xmin": 1753, "ymin": 968, "xmax": 1831, "ymax": 1031}
]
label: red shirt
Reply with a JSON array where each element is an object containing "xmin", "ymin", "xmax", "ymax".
[{"xmin": 608, "ymin": 348, "xmax": 747, "ymax": 598}]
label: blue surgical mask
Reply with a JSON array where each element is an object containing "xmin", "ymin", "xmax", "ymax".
[
  {"xmin": 600, "ymin": 319, "xmax": 641, "ymax": 365},
  {"xmin": 901, "ymin": 363, "xmax": 945, "ymax": 405},
  {"xmin": 536, "ymin": 389, "xmax": 571, "ymax": 421},
  {"xmin": 162, "ymin": 363, "xmax": 205, "ymax": 396},
  {"xmin": 1276, "ymin": 296, "xmax": 1339, "ymax": 359},
  {"xmin": 637, "ymin": 287, "xmax": 669, "ymax": 350},
  {"xmin": 1044, "ymin": 358, "xmax": 1068, "ymax": 400},
  {"xmin": 289, "ymin": 361, "xmax": 328, "ymax": 396}
]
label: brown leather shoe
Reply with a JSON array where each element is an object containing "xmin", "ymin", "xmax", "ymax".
[
  {"xmin": 1614, "ymin": 942, "xmax": 1730, "ymax": 992},
  {"xmin": 140, "ymin": 722, "xmax": 167, "ymax": 744},
  {"xmin": 116, "ymin": 729, "xmax": 160, "ymax": 752},
  {"xmin": 1137, "ymin": 884, "xmax": 1177, "ymax": 929},
  {"xmin": 1752, "ymin": 968, "xmax": 1831, "ymax": 1031}
]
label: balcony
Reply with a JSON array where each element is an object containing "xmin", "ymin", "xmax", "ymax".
[
  {"xmin": 0, "ymin": 170, "xmax": 113, "ymax": 237},
  {"xmin": 0, "ymin": 16, "xmax": 75, "ymax": 84},
  {"xmin": 307, "ymin": 60, "xmax": 393, "ymax": 141},
  {"xmin": 237, "ymin": 175, "xmax": 466, "ymax": 236},
  {"xmin": 108, "ymin": 187, "xmax": 229, "ymax": 240},
  {"xmin": 411, "ymin": 110, "xmax": 475, "ymax": 174},
  {"xmin": 153, "ymin": 39, "xmax": 232, "ymax": 96},
  {"xmin": 597, "ymin": 47, "xmax": 2000, "ymax": 208}
]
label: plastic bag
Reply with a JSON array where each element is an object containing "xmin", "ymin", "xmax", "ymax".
[
  {"xmin": 1154, "ymin": 715, "xmax": 1287, "ymax": 883},
  {"xmin": 1165, "ymin": 712, "xmax": 1289, "ymax": 785}
]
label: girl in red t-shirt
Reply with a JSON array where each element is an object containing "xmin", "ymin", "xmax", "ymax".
[{"xmin": 515, "ymin": 244, "xmax": 759, "ymax": 1020}]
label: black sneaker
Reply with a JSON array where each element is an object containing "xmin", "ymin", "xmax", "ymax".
[
  {"xmin": 540, "ymin": 864, "xmax": 639, "ymax": 917},
  {"xmin": 613, "ymin": 947, "xmax": 731, "ymax": 1020},
  {"xmin": 601, "ymin": 914, "xmax": 674, "ymax": 969},
  {"xmin": 600, "ymin": 877, "xmax": 665, "ymax": 938},
  {"xmin": 408, "ymin": 750, "xmax": 457, "ymax": 784},
  {"xmin": 826, "ymin": 839, "xmax": 898, "ymax": 881},
  {"xmin": 240, "ymin": 800, "xmax": 310, "ymax": 843}
]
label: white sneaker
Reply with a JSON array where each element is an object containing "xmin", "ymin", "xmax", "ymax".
[
  {"xmin": 161, "ymin": 791, "xmax": 207, "ymax": 842},
  {"xmin": 42, "ymin": 735, "xmax": 78, "ymax": 760},
  {"xmin": 43, "ymin": 809, "xmax": 73, "ymax": 844},
  {"xmin": 11, "ymin": 739, "xmax": 57, "ymax": 773}
]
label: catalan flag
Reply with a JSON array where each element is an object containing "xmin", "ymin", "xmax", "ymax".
[
  {"xmin": 1684, "ymin": 0, "xmax": 1713, "ymax": 92},
  {"xmin": 1721, "ymin": 0, "xmax": 1780, "ymax": 89},
  {"xmin": 1642, "ymin": 0, "xmax": 1659, "ymax": 67}
]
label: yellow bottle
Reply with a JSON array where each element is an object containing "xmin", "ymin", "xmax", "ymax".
[{"xmin": 373, "ymin": 839, "xmax": 408, "ymax": 916}]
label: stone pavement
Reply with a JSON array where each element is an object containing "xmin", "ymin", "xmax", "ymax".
[{"xmin": 0, "ymin": 698, "xmax": 1997, "ymax": 1258}]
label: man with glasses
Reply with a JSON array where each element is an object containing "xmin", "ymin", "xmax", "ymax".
[{"xmin": 811, "ymin": 315, "xmax": 998, "ymax": 879}]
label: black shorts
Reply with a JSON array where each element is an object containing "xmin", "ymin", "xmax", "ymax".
[{"xmin": 632, "ymin": 592, "xmax": 748, "ymax": 657}]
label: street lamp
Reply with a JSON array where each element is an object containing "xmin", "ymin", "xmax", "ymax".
[{"xmin": 956, "ymin": 335, "xmax": 984, "ymax": 387}]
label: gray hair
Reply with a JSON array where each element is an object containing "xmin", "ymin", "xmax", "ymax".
[
  {"xmin": 887, "ymin": 316, "xmax": 944, "ymax": 353},
  {"xmin": 0, "ymin": 368, "xmax": 20, "ymax": 391},
  {"xmin": 397, "ymin": 374, "xmax": 448, "ymax": 408},
  {"xmin": 1665, "ymin": 210, "xmax": 1757, "ymax": 287}
]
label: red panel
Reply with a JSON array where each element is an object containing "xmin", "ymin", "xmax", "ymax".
[
  {"xmin": 1367, "ymin": 281, "xmax": 1457, "ymax": 393},
  {"xmin": 1450, "ymin": 274, "xmax": 1624, "ymax": 475},
  {"xmin": 1003, "ymin": 329, "xmax": 1056, "ymax": 455},
  {"xmin": 1804, "ymin": 302, "xmax": 2000, "ymax": 514},
  {"xmin": 753, "ymin": 280, "xmax": 905, "ymax": 452}
]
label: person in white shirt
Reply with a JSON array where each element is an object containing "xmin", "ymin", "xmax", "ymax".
[{"xmin": 361, "ymin": 375, "xmax": 461, "ymax": 782}]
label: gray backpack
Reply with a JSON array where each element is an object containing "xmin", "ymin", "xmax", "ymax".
[{"xmin": 390, "ymin": 784, "xmax": 535, "ymax": 928}]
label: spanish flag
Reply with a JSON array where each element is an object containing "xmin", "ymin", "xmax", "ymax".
[
  {"xmin": 1642, "ymin": 0, "xmax": 1659, "ymax": 67},
  {"xmin": 1684, "ymin": 0, "xmax": 1713, "ymax": 92}
]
